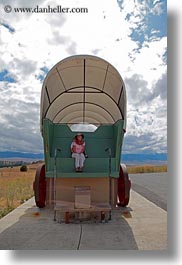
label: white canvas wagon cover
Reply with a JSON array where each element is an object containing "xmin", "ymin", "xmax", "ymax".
[{"xmin": 40, "ymin": 55, "xmax": 127, "ymax": 132}]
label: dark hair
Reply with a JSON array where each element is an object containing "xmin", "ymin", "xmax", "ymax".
[{"xmin": 75, "ymin": 134, "xmax": 84, "ymax": 139}]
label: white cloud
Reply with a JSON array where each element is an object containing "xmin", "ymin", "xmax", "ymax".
[
  {"xmin": 152, "ymin": 1, "xmax": 164, "ymax": 15},
  {"xmin": 0, "ymin": 0, "xmax": 167, "ymax": 154}
]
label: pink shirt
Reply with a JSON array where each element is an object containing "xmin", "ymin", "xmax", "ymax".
[{"xmin": 71, "ymin": 141, "xmax": 85, "ymax": 154}]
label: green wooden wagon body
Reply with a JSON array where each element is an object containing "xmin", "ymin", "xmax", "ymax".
[{"xmin": 34, "ymin": 55, "xmax": 131, "ymax": 212}]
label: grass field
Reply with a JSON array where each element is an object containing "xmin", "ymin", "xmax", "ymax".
[
  {"xmin": 127, "ymin": 164, "xmax": 167, "ymax": 174},
  {"xmin": 0, "ymin": 164, "xmax": 40, "ymax": 219},
  {"xmin": 0, "ymin": 163, "xmax": 167, "ymax": 219}
]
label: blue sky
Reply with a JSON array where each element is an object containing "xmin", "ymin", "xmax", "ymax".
[
  {"xmin": 0, "ymin": 69, "xmax": 16, "ymax": 83},
  {"xmin": 0, "ymin": 0, "xmax": 167, "ymax": 154},
  {"xmin": 118, "ymin": 0, "xmax": 167, "ymax": 39},
  {"xmin": 1, "ymin": 22, "xmax": 15, "ymax": 33}
]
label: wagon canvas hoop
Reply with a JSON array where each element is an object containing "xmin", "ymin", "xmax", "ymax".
[{"xmin": 40, "ymin": 55, "xmax": 127, "ymax": 132}]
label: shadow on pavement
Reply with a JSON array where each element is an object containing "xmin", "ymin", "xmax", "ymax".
[{"xmin": 0, "ymin": 206, "xmax": 138, "ymax": 251}]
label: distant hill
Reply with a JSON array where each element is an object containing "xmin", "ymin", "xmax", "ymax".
[
  {"xmin": 0, "ymin": 152, "xmax": 44, "ymax": 160},
  {"xmin": 0, "ymin": 151, "xmax": 167, "ymax": 165},
  {"xmin": 121, "ymin": 153, "xmax": 167, "ymax": 165}
]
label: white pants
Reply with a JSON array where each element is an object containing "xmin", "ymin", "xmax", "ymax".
[{"xmin": 72, "ymin": 153, "xmax": 85, "ymax": 168}]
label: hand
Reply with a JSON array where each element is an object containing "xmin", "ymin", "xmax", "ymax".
[
  {"xmin": 81, "ymin": 147, "xmax": 85, "ymax": 153},
  {"xmin": 72, "ymin": 146, "xmax": 77, "ymax": 153}
]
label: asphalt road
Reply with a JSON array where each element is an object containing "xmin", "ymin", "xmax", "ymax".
[{"xmin": 129, "ymin": 172, "xmax": 167, "ymax": 211}]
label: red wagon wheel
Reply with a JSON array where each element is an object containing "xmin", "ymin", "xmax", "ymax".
[
  {"xmin": 33, "ymin": 164, "xmax": 46, "ymax": 208},
  {"xmin": 117, "ymin": 164, "xmax": 131, "ymax": 207}
]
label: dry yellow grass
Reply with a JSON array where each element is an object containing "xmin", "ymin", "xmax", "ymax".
[
  {"xmin": 0, "ymin": 163, "xmax": 167, "ymax": 218},
  {"xmin": 0, "ymin": 164, "xmax": 40, "ymax": 218},
  {"xmin": 127, "ymin": 164, "xmax": 167, "ymax": 174}
]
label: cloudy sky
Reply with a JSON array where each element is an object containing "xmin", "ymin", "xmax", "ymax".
[{"xmin": 0, "ymin": 0, "xmax": 167, "ymax": 154}]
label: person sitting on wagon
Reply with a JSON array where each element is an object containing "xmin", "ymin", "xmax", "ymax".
[{"xmin": 71, "ymin": 133, "xmax": 85, "ymax": 172}]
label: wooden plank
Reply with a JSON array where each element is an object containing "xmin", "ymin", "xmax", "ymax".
[{"xmin": 54, "ymin": 201, "xmax": 111, "ymax": 213}]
